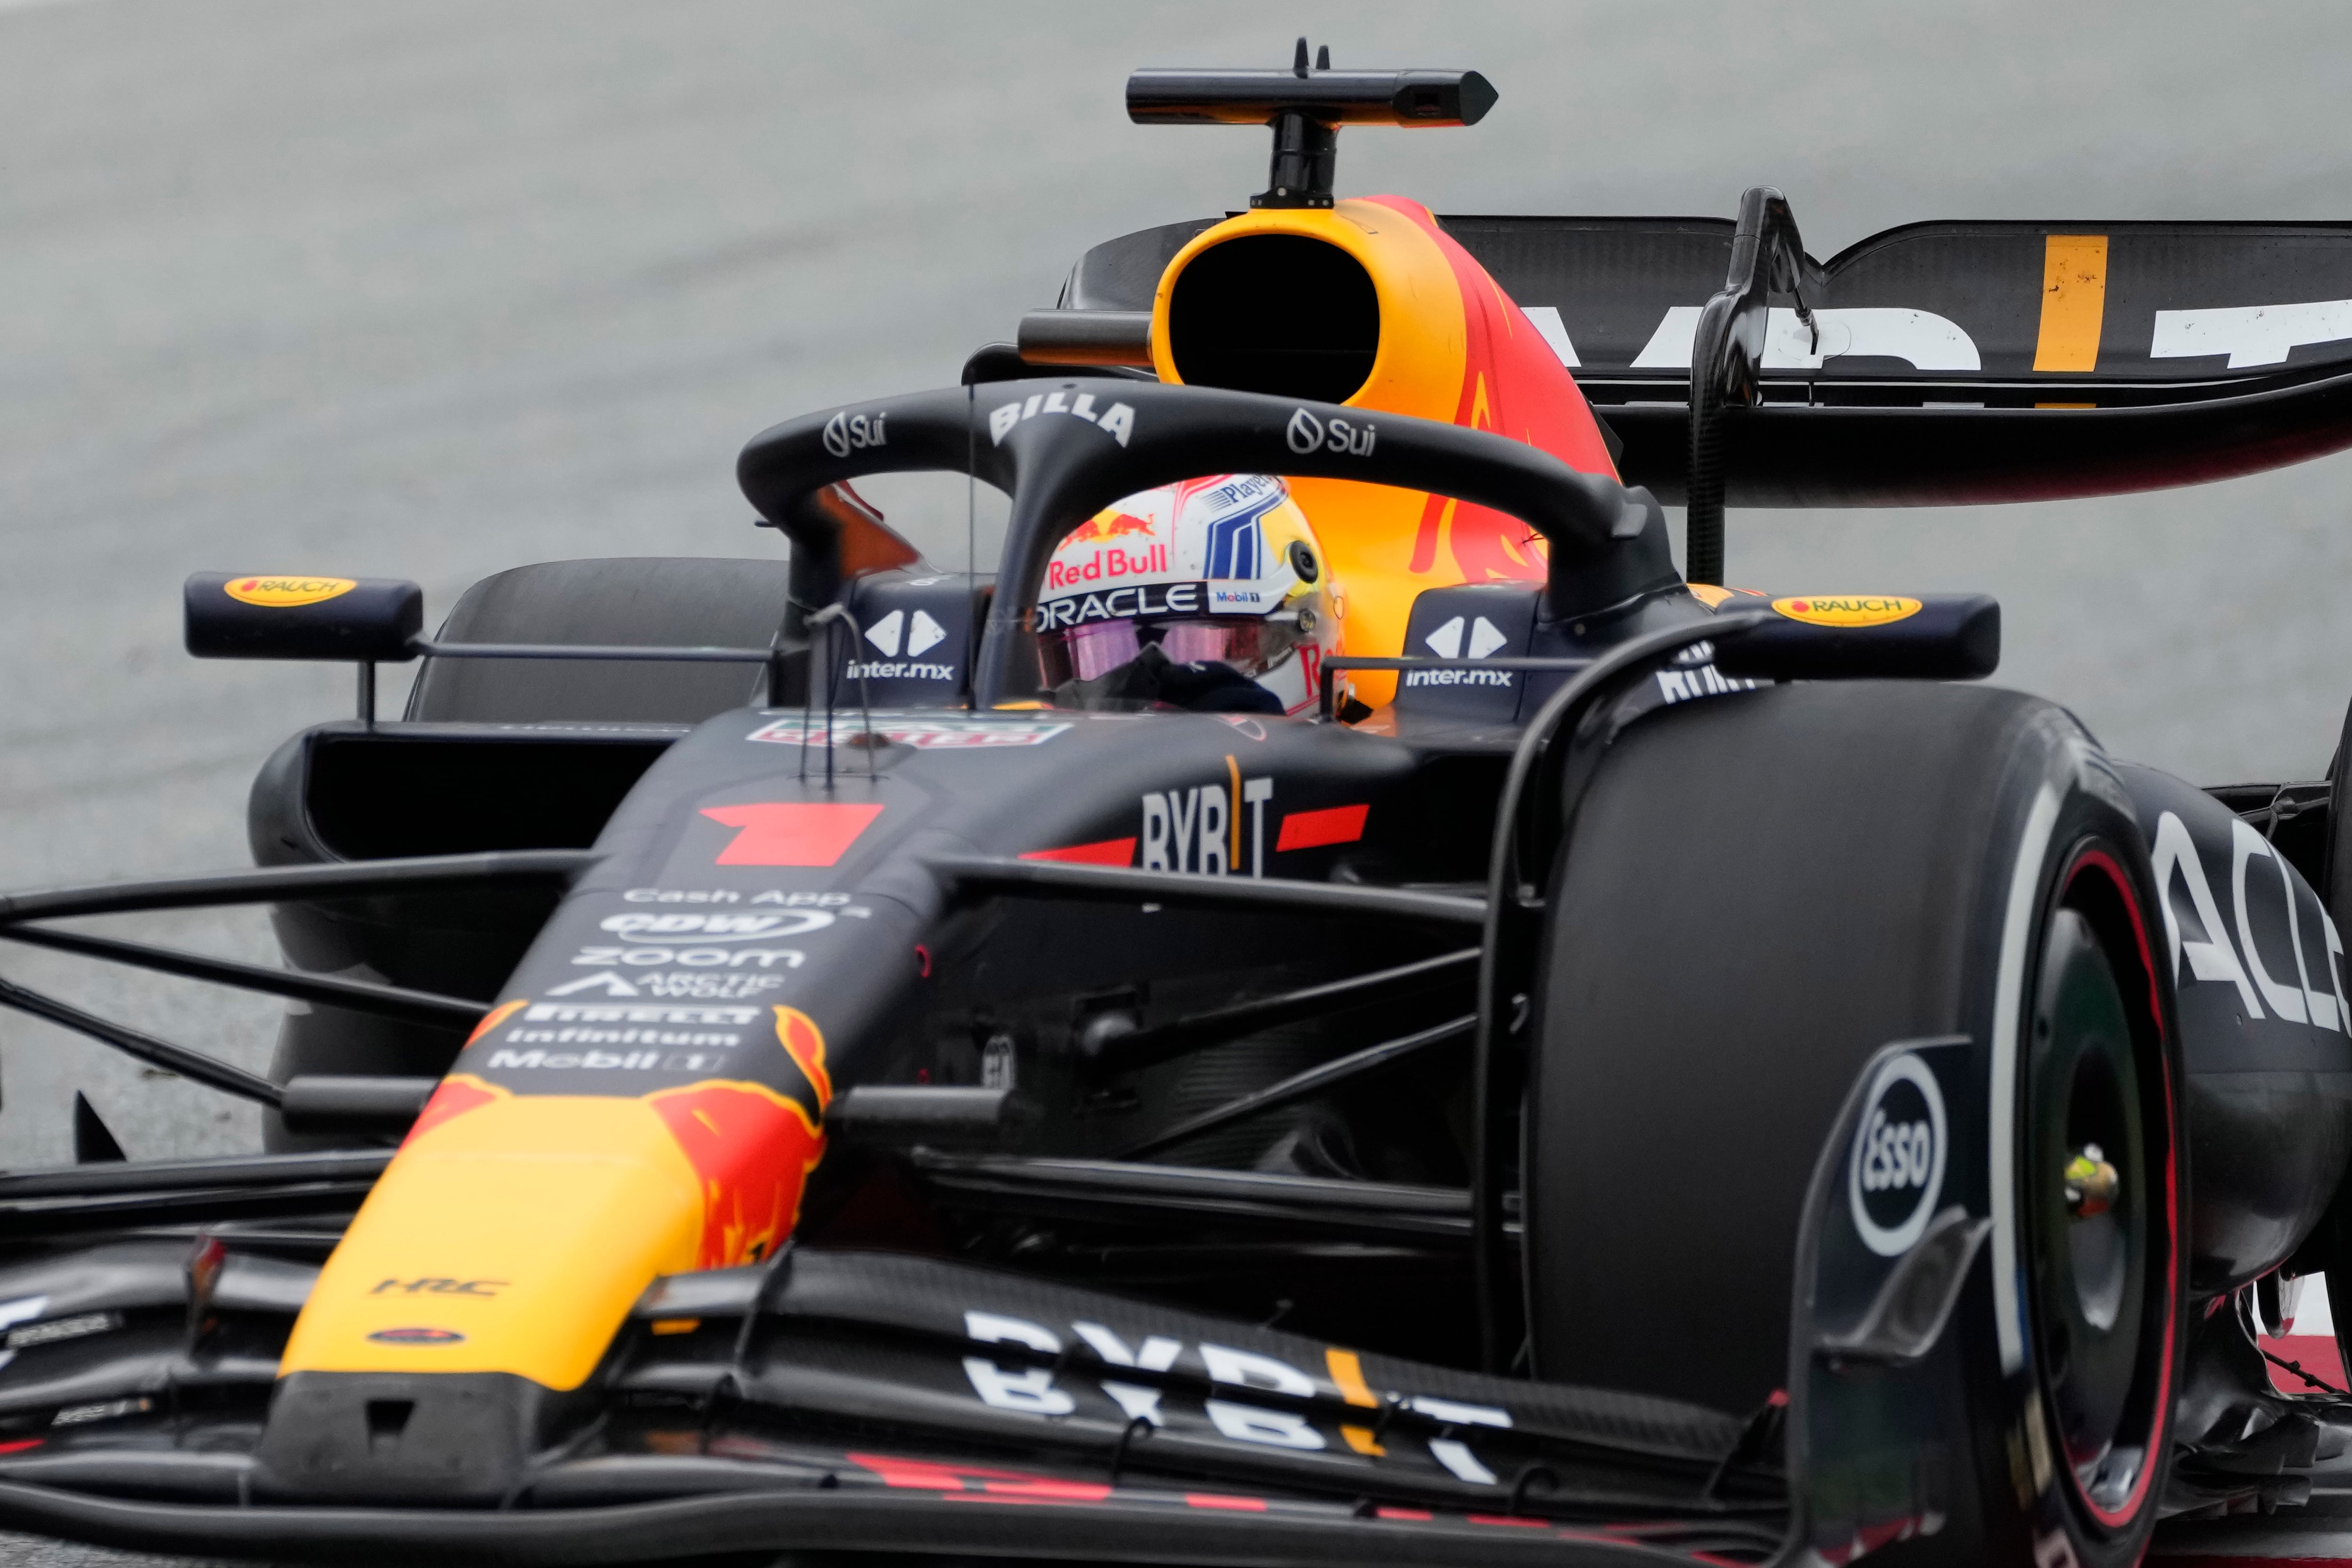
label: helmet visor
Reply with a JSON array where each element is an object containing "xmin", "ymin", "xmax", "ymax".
[{"xmin": 1039, "ymin": 615, "xmax": 1307, "ymax": 691}]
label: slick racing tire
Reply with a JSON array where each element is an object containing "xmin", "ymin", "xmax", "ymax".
[
  {"xmin": 265, "ymin": 557, "xmax": 793, "ymax": 1148},
  {"xmin": 1523, "ymin": 681, "xmax": 2184, "ymax": 1566},
  {"xmin": 2319, "ymin": 695, "xmax": 2352, "ymax": 1377},
  {"xmin": 405, "ymin": 556, "xmax": 794, "ymax": 722}
]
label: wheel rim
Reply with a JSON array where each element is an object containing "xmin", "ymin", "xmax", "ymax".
[{"xmin": 2025, "ymin": 849, "xmax": 2177, "ymax": 1529}]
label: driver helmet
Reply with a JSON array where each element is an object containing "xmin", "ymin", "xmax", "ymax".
[{"xmin": 1035, "ymin": 474, "xmax": 1340, "ymax": 715}]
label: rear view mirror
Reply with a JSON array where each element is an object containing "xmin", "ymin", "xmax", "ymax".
[{"xmin": 184, "ymin": 573, "xmax": 422, "ymax": 662}]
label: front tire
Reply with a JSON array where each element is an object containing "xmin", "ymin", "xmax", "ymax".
[{"xmin": 1523, "ymin": 680, "xmax": 2183, "ymax": 1564}]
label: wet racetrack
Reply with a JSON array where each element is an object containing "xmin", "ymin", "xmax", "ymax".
[{"xmin": 1, "ymin": 0, "xmax": 2349, "ymax": 1560}]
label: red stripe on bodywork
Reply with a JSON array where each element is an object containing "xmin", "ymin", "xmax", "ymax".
[
  {"xmin": 850, "ymin": 1453, "xmax": 970, "ymax": 1490},
  {"xmin": 701, "ymin": 802, "xmax": 884, "ymax": 866},
  {"xmin": 1276, "ymin": 804, "xmax": 1369, "ymax": 852},
  {"xmin": 1184, "ymin": 1493, "xmax": 1267, "ymax": 1512},
  {"xmin": 981, "ymin": 1479, "xmax": 1114, "ymax": 1501},
  {"xmin": 847, "ymin": 1453, "xmax": 1066, "ymax": 1492},
  {"xmin": 1019, "ymin": 837, "xmax": 1137, "ymax": 866}
]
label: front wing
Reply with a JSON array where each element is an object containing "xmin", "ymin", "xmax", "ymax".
[{"xmin": 0, "ymin": 1156, "xmax": 1775, "ymax": 1566}]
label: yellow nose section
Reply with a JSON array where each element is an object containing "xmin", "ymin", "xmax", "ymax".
[
  {"xmin": 281, "ymin": 1074, "xmax": 823, "ymax": 1393},
  {"xmin": 281, "ymin": 1092, "xmax": 702, "ymax": 1390}
]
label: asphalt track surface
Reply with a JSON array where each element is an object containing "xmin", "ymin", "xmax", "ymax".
[{"xmin": 2, "ymin": 1, "xmax": 2352, "ymax": 1562}]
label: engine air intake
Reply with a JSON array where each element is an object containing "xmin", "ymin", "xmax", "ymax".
[{"xmin": 1166, "ymin": 234, "xmax": 1380, "ymax": 405}]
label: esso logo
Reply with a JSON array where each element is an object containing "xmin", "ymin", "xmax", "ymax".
[
  {"xmin": 1860, "ymin": 1113, "xmax": 1932, "ymax": 1194},
  {"xmin": 1847, "ymin": 1052, "xmax": 1947, "ymax": 1257}
]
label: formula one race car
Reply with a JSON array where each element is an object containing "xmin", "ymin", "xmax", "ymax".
[{"xmin": 9, "ymin": 46, "xmax": 2352, "ymax": 1568}]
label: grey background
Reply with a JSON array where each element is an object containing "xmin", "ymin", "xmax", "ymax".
[{"xmin": 0, "ymin": 0, "xmax": 2348, "ymax": 1561}]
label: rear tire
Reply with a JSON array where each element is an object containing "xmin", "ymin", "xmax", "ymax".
[
  {"xmin": 265, "ymin": 557, "xmax": 792, "ymax": 1147},
  {"xmin": 1524, "ymin": 680, "xmax": 2182, "ymax": 1564},
  {"xmin": 2321, "ymin": 697, "xmax": 2352, "ymax": 1393}
]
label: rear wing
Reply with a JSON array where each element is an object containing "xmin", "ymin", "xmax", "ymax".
[{"xmin": 1054, "ymin": 215, "xmax": 2352, "ymax": 507}]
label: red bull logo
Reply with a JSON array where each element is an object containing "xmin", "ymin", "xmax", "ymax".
[
  {"xmin": 1072, "ymin": 509, "xmax": 1155, "ymax": 543},
  {"xmin": 384, "ymin": 1008, "xmax": 837, "ymax": 1279},
  {"xmin": 288, "ymin": 1011, "xmax": 843, "ymax": 1388},
  {"xmin": 643, "ymin": 1006, "xmax": 834, "ymax": 1269},
  {"xmin": 1045, "ymin": 542, "xmax": 1170, "ymax": 589},
  {"xmin": 1052, "ymin": 508, "xmax": 1169, "ymax": 590},
  {"xmin": 649, "ymin": 1080, "xmax": 824, "ymax": 1268}
]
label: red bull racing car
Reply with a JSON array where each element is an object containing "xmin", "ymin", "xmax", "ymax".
[{"xmin": 10, "ymin": 45, "xmax": 2352, "ymax": 1567}]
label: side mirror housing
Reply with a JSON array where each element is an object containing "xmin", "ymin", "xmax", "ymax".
[
  {"xmin": 1711, "ymin": 593, "xmax": 1999, "ymax": 682},
  {"xmin": 184, "ymin": 573, "xmax": 422, "ymax": 662}
]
